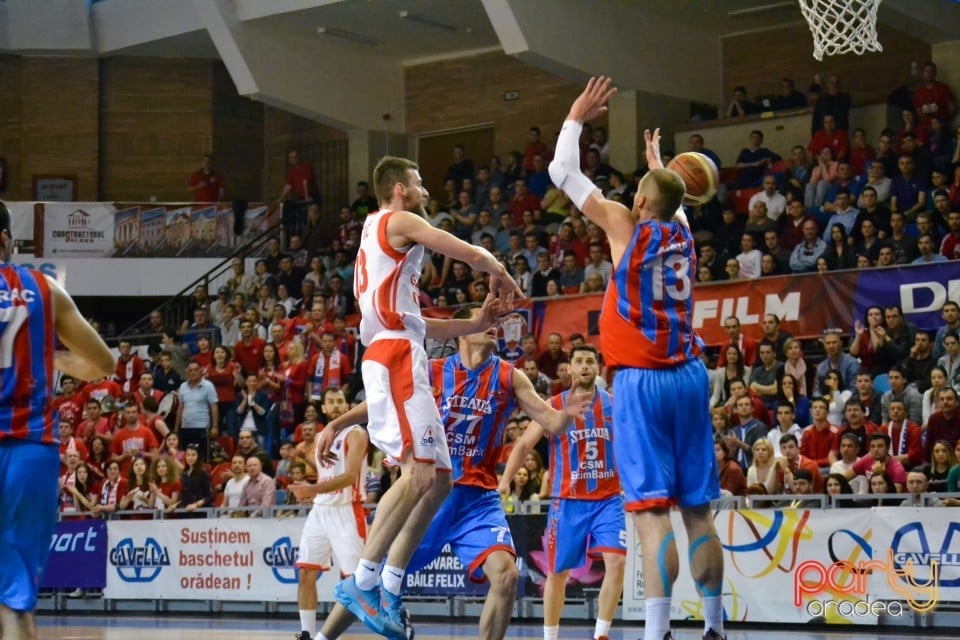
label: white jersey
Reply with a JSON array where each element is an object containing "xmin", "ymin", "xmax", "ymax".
[
  {"xmin": 314, "ymin": 424, "xmax": 367, "ymax": 507},
  {"xmin": 355, "ymin": 210, "xmax": 426, "ymax": 346}
]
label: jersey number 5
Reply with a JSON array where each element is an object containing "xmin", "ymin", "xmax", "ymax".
[{"xmin": 651, "ymin": 254, "xmax": 691, "ymax": 302}]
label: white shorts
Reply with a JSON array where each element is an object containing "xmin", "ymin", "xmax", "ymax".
[
  {"xmin": 361, "ymin": 338, "xmax": 451, "ymax": 470},
  {"xmin": 296, "ymin": 502, "xmax": 367, "ymax": 575}
]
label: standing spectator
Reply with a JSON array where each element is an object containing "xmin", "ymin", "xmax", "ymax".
[
  {"xmin": 773, "ymin": 78, "xmax": 807, "ymax": 111},
  {"xmin": 445, "ymin": 144, "xmax": 474, "ymax": 191},
  {"xmin": 735, "ymin": 130, "xmax": 781, "ymax": 188},
  {"xmin": 350, "ymin": 181, "xmax": 379, "ymax": 217},
  {"xmin": 175, "ymin": 362, "xmax": 219, "ymax": 462},
  {"xmin": 277, "ymin": 148, "xmax": 319, "ymax": 204},
  {"xmin": 110, "ymin": 403, "xmax": 159, "ymax": 476},
  {"xmin": 812, "ymin": 74, "xmax": 852, "ymax": 133},
  {"xmin": 187, "ymin": 154, "xmax": 225, "ymax": 203},
  {"xmin": 206, "ymin": 346, "xmax": 240, "ymax": 437},
  {"xmin": 914, "ymin": 62, "xmax": 956, "ymax": 129},
  {"xmin": 114, "ymin": 340, "xmax": 146, "ymax": 395},
  {"xmin": 523, "ymin": 126, "xmax": 547, "ymax": 173}
]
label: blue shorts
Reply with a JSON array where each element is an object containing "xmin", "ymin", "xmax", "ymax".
[
  {"xmin": 0, "ymin": 441, "xmax": 59, "ymax": 612},
  {"xmin": 408, "ymin": 484, "xmax": 515, "ymax": 583},
  {"xmin": 545, "ymin": 495, "xmax": 626, "ymax": 573},
  {"xmin": 612, "ymin": 360, "xmax": 719, "ymax": 511}
]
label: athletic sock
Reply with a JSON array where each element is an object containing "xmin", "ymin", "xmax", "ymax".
[
  {"xmin": 644, "ymin": 597, "xmax": 671, "ymax": 640},
  {"xmin": 594, "ymin": 618, "xmax": 612, "ymax": 638},
  {"xmin": 354, "ymin": 559, "xmax": 379, "ymax": 591},
  {"xmin": 543, "ymin": 625, "xmax": 559, "ymax": 640},
  {"xmin": 299, "ymin": 610, "xmax": 316, "ymax": 638},
  {"xmin": 380, "ymin": 564, "xmax": 405, "ymax": 596},
  {"xmin": 702, "ymin": 595, "xmax": 725, "ymax": 637}
]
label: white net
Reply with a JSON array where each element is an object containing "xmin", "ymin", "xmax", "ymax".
[{"xmin": 798, "ymin": 0, "xmax": 883, "ymax": 61}]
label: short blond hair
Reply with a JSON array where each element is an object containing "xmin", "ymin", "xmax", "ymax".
[
  {"xmin": 373, "ymin": 156, "xmax": 419, "ymax": 203},
  {"xmin": 639, "ymin": 168, "xmax": 685, "ymax": 221}
]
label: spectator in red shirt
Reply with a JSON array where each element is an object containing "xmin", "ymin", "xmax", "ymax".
[
  {"xmin": 535, "ymin": 333, "xmax": 568, "ymax": 381},
  {"xmin": 507, "ymin": 179, "xmax": 541, "ymax": 228},
  {"xmin": 799, "ymin": 398, "xmax": 838, "ymax": 471},
  {"xmin": 914, "ymin": 62, "xmax": 956, "ymax": 128},
  {"xmin": 53, "ymin": 376, "xmax": 84, "ymax": 430},
  {"xmin": 277, "ymin": 148, "xmax": 319, "ymax": 203},
  {"xmin": 717, "ymin": 316, "xmax": 759, "ymax": 367},
  {"xmin": 848, "ymin": 128, "xmax": 874, "ymax": 176},
  {"xmin": 233, "ymin": 319, "xmax": 266, "ymax": 377},
  {"xmin": 114, "ymin": 340, "xmax": 146, "ymax": 394},
  {"xmin": 187, "ymin": 154, "xmax": 225, "ymax": 202},
  {"xmin": 808, "ymin": 115, "xmax": 849, "ymax": 161},
  {"xmin": 523, "ymin": 126, "xmax": 547, "ymax": 173},
  {"xmin": 111, "ymin": 403, "xmax": 160, "ymax": 477},
  {"xmin": 925, "ymin": 387, "xmax": 960, "ymax": 462}
]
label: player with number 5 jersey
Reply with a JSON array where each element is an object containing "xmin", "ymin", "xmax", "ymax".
[
  {"xmin": 315, "ymin": 156, "xmax": 522, "ymax": 640},
  {"xmin": 321, "ymin": 303, "xmax": 588, "ymax": 640},
  {"xmin": 548, "ymin": 78, "xmax": 726, "ymax": 640},
  {"xmin": 0, "ymin": 200, "xmax": 115, "ymax": 640},
  {"xmin": 501, "ymin": 344, "xmax": 625, "ymax": 640}
]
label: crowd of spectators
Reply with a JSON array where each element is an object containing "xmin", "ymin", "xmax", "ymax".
[
  {"xmin": 701, "ymin": 66, "xmax": 958, "ymax": 282},
  {"xmin": 53, "ymin": 63, "xmax": 960, "ymax": 526}
]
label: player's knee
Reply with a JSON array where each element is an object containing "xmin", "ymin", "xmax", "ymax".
[
  {"xmin": 604, "ymin": 553, "xmax": 626, "ymax": 575},
  {"xmin": 489, "ymin": 559, "xmax": 519, "ymax": 596},
  {"xmin": 298, "ymin": 568, "xmax": 318, "ymax": 584}
]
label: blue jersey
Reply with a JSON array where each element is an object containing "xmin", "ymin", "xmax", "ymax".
[
  {"xmin": 430, "ymin": 354, "xmax": 516, "ymax": 489},
  {"xmin": 600, "ymin": 220, "xmax": 704, "ymax": 369},
  {"xmin": 0, "ymin": 265, "xmax": 56, "ymax": 445},
  {"xmin": 547, "ymin": 389, "xmax": 619, "ymax": 499}
]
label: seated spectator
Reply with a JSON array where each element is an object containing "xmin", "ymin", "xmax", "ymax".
[
  {"xmin": 750, "ymin": 343, "xmax": 783, "ymax": 408},
  {"xmin": 735, "ymin": 234, "xmax": 762, "ymax": 279},
  {"xmin": 725, "ymin": 85, "xmax": 761, "ymax": 118},
  {"xmin": 747, "ymin": 439, "xmax": 780, "ymax": 494},
  {"xmin": 940, "ymin": 209, "xmax": 960, "ymax": 260},
  {"xmin": 924, "ymin": 366, "xmax": 951, "ymax": 427},
  {"xmin": 867, "ymin": 472, "xmax": 900, "ymax": 505},
  {"xmin": 873, "ymin": 132, "xmax": 899, "ymax": 184},
  {"xmin": 852, "ymin": 219, "xmax": 883, "ymax": 264},
  {"xmin": 858, "ymin": 165, "xmax": 892, "ymax": 210},
  {"xmin": 838, "ymin": 398, "xmax": 879, "ymax": 457},
  {"xmin": 503, "ymin": 467, "xmax": 536, "ymax": 513},
  {"xmin": 767, "ymin": 402, "xmax": 803, "ymax": 458},
  {"xmin": 687, "ymin": 133, "xmax": 722, "ymax": 170},
  {"xmin": 825, "ymin": 473, "xmax": 855, "ymax": 505},
  {"xmin": 829, "ymin": 432, "xmax": 863, "ymax": 490},
  {"xmin": 823, "ymin": 163, "xmax": 862, "ymax": 214},
  {"xmin": 884, "ymin": 211, "xmax": 918, "ymax": 263},
  {"xmin": 773, "ymin": 78, "xmax": 807, "ymax": 111},
  {"xmin": 523, "ymin": 360, "xmax": 552, "ymax": 398},
  {"xmin": 775, "ymin": 373, "xmax": 809, "ymax": 425},
  {"xmin": 798, "ymin": 397, "xmax": 837, "ymax": 467},
  {"xmin": 180, "ymin": 444, "xmax": 213, "ymax": 514},
  {"xmin": 925, "ymin": 440, "xmax": 955, "ymax": 493},
  {"xmin": 776, "ymin": 433, "xmax": 823, "ymax": 493},
  {"xmin": 846, "ymin": 433, "xmax": 906, "ymax": 492},
  {"xmin": 710, "ymin": 345, "xmax": 751, "ymax": 408},
  {"xmin": 881, "ymin": 366, "xmax": 923, "ymax": 424},
  {"xmin": 884, "ymin": 399, "xmax": 923, "ymax": 469},
  {"xmin": 557, "ymin": 250, "xmax": 584, "ymax": 294},
  {"xmin": 820, "ymin": 189, "xmax": 859, "ymax": 240},
  {"xmin": 724, "ymin": 258, "xmax": 743, "ymax": 280},
  {"xmin": 744, "ymin": 202, "xmax": 777, "ymax": 247},
  {"xmin": 901, "ymin": 470, "xmax": 942, "ymax": 507},
  {"xmin": 748, "ymin": 175, "xmax": 787, "ymax": 221},
  {"xmin": 848, "ymin": 128, "xmax": 874, "ymax": 176},
  {"xmin": 238, "ymin": 456, "xmax": 275, "ymax": 517},
  {"xmin": 735, "ymin": 130, "xmax": 781, "ymax": 188},
  {"xmin": 715, "ymin": 437, "xmax": 747, "ymax": 497},
  {"xmin": 786, "ymin": 469, "xmax": 822, "ymax": 508},
  {"xmin": 93, "ymin": 460, "xmax": 126, "ymax": 517},
  {"xmin": 62, "ymin": 462, "xmax": 97, "ymax": 516},
  {"xmin": 781, "ymin": 339, "xmax": 807, "ymax": 396},
  {"xmin": 149, "ymin": 457, "xmax": 181, "ymax": 513},
  {"xmin": 849, "ymin": 306, "xmax": 884, "ymax": 375},
  {"xmin": 805, "ymin": 147, "xmax": 839, "ymax": 209},
  {"xmin": 925, "ymin": 388, "xmax": 960, "ymax": 462},
  {"xmin": 820, "ymin": 223, "xmax": 857, "ymax": 271},
  {"xmin": 809, "ymin": 115, "xmax": 849, "ymax": 161},
  {"xmin": 118, "ymin": 457, "xmax": 153, "ymax": 513},
  {"xmin": 221, "ymin": 455, "xmax": 249, "ymax": 511},
  {"xmin": 896, "ymin": 109, "xmax": 926, "ymax": 149},
  {"xmin": 725, "ymin": 395, "xmax": 769, "ymax": 471},
  {"xmin": 902, "ymin": 331, "xmax": 936, "ymax": 393},
  {"xmin": 784, "ymin": 145, "xmax": 813, "ymax": 193},
  {"xmin": 522, "ymin": 450, "xmax": 549, "ymax": 498},
  {"xmin": 531, "ymin": 251, "xmax": 560, "ymax": 297},
  {"xmin": 789, "ymin": 219, "xmax": 826, "ymax": 273},
  {"xmin": 890, "ymin": 155, "xmax": 928, "ymax": 218}
]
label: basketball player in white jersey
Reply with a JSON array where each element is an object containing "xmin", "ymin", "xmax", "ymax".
[
  {"xmin": 291, "ymin": 387, "xmax": 367, "ymax": 640},
  {"xmin": 316, "ymin": 155, "xmax": 521, "ymax": 640}
]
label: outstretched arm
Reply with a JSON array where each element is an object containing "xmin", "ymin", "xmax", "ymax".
[
  {"xmin": 512, "ymin": 369, "xmax": 588, "ymax": 434},
  {"xmin": 390, "ymin": 212, "xmax": 522, "ymax": 298},
  {"xmin": 549, "ymin": 77, "xmax": 634, "ymax": 253},
  {"xmin": 424, "ymin": 290, "xmax": 513, "ymax": 339}
]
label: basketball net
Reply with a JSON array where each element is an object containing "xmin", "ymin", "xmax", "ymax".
[{"xmin": 798, "ymin": 0, "xmax": 883, "ymax": 61}]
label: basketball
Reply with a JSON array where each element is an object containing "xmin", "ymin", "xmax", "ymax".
[{"xmin": 666, "ymin": 152, "xmax": 720, "ymax": 206}]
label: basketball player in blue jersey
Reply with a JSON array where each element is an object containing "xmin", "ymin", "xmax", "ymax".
[
  {"xmin": 315, "ymin": 303, "xmax": 589, "ymax": 640},
  {"xmin": 548, "ymin": 79, "xmax": 726, "ymax": 640},
  {"xmin": 0, "ymin": 201, "xmax": 115, "ymax": 640},
  {"xmin": 500, "ymin": 344, "xmax": 625, "ymax": 640}
]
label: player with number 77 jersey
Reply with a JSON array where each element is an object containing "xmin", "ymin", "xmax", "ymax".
[{"xmin": 321, "ymin": 302, "xmax": 590, "ymax": 640}]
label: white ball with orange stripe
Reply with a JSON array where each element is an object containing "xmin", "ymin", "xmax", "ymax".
[{"xmin": 666, "ymin": 152, "xmax": 719, "ymax": 206}]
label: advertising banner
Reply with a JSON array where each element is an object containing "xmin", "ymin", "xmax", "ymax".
[
  {"xmin": 104, "ymin": 518, "xmax": 337, "ymax": 601},
  {"xmin": 30, "ymin": 202, "xmax": 279, "ymax": 258},
  {"xmin": 624, "ymin": 508, "xmax": 959, "ymax": 626},
  {"xmin": 42, "ymin": 519, "xmax": 108, "ymax": 589}
]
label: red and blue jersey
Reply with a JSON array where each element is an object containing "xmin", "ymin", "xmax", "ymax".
[
  {"xmin": 547, "ymin": 388, "xmax": 619, "ymax": 500},
  {"xmin": 430, "ymin": 354, "xmax": 516, "ymax": 489},
  {"xmin": 600, "ymin": 220, "xmax": 704, "ymax": 369},
  {"xmin": 0, "ymin": 265, "xmax": 56, "ymax": 446}
]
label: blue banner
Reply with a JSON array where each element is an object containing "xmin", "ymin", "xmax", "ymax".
[{"xmin": 42, "ymin": 519, "xmax": 108, "ymax": 589}]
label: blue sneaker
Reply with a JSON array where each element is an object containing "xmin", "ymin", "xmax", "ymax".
[
  {"xmin": 377, "ymin": 581, "xmax": 408, "ymax": 640},
  {"xmin": 333, "ymin": 575, "xmax": 382, "ymax": 631},
  {"xmin": 401, "ymin": 606, "xmax": 415, "ymax": 640}
]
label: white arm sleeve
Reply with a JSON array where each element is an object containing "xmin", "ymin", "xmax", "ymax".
[{"xmin": 548, "ymin": 119, "xmax": 600, "ymax": 210}]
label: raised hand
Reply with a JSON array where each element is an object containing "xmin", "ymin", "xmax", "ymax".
[
  {"xmin": 562, "ymin": 389, "xmax": 593, "ymax": 419},
  {"xmin": 645, "ymin": 128, "xmax": 664, "ymax": 170},
  {"xmin": 567, "ymin": 76, "xmax": 618, "ymax": 123}
]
